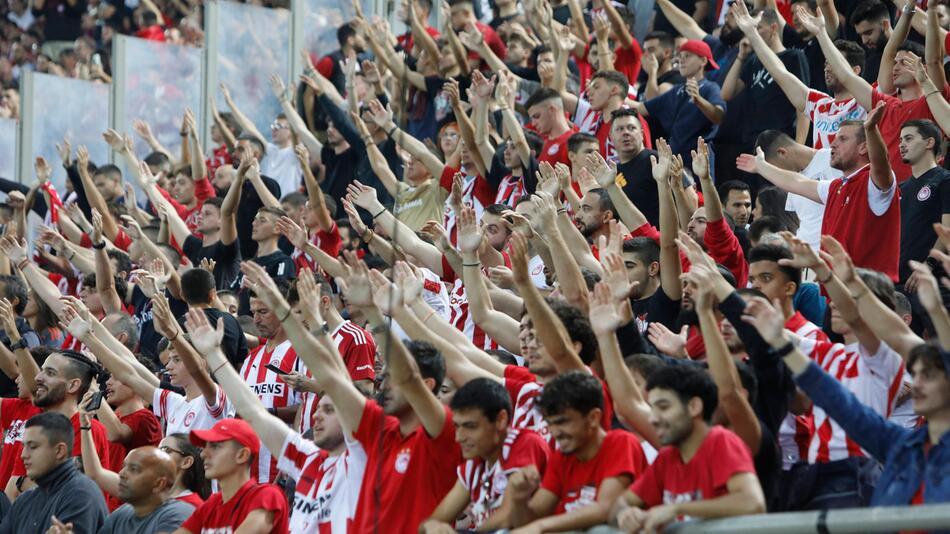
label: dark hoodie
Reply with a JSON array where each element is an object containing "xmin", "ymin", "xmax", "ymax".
[{"xmin": 0, "ymin": 459, "xmax": 107, "ymax": 534}]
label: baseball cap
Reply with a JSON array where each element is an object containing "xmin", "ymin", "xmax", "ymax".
[
  {"xmin": 189, "ymin": 418, "xmax": 260, "ymax": 456},
  {"xmin": 679, "ymin": 40, "xmax": 720, "ymax": 70}
]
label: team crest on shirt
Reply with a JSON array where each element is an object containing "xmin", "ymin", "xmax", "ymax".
[
  {"xmin": 394, "ymin": 448, "xmax": 411, "ymax": 473},
  {"xmin": 183, "ymin": 411, "xmax": 196, "ymax": 426},
  {"xmin": 918, "ymin": 186, "xmax": 932, "ymax": 201},
  {"xmin": 547, "ymin": 144, "xmax": 560, "ymax": 156}
]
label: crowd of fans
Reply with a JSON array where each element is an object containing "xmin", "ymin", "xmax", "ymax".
[{"xmin": 1, "ymin": 0, "xmax": 950, "ymax": 531}]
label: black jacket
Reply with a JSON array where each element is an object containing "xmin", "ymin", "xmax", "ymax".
[{"xmin": 0, "ymin": 460, "xmax": 107, "ymax": 534}]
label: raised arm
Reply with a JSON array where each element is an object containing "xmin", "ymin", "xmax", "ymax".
[
  {"xmin": 183, "ymin": 309, "xmax": 292, "ymax": 456},
  {"xmin": 352, "ymin": 112, "xmax": 400, "ymax": 197},
  {"xmin": 90, "ymin": 211, "xmax": 124, "ymax": 315},
  {"xmin": 736, "ymin": 148, "xmax": 822, "ymax": 202},
  {"xmin": 601, "ymin": 0, "xmax": 635, "ymax": 48},
  {"xmin": 242, "ymin": 261, "xmax": 367, "ymax": 434},
  {"xmin": 510, "ymin": 233, "xmax": 587, "ymax": 373},
  {"xmin": 152, "ymin": 293, "xmax": 219, "ymax": 407},
  {"xmin": 863, "ymin": 102, "xmax": 894, "ymax": 192},
  {"xmin": 799, "ymin": 9, "xmax": 873, "ymax": 109},
  {"xmin": 219, "ymin": 160, "xmax": 245, "ymax": 246},
  {"xmin": 656, "ymin": 140, "xmax": 683, "ymax": 301},
  {"xmin": 913, "ymin": 56, "xmax": 950, "ymax": 137},
  {"xmin": 0, "ymin": 237, "xmax": 66, "ymax": 317},
  {"xmin": 737, "ymin": 4, "xmax": 808, "ymax": 111},
  {"xmin": 926, "ymin": 4, "xmax": 948, "ymax": 92},
  {"xmin": 589, "ymin": 152, "xmax": 648, "ymax": 231},
  {"xmin": 369, "ymin": 99, "xmax": 445, "ymax": 179},
  {"xmin": 689, "ymin": 265, "xmax": 761, "ymax": 454},
  {"xmin": 270, "ymin": 74, "xmax": 323, "ymax": 158},
  {"xmin": 457, "ymin": 207, "xmax": 523, "ymax": 353},
  {"xmin": 220, "ymin": 84, "xmax": 266, "ymax": 146},
  {"xmin": 878, "ymin": 2, "xmax": 915, "ymax": 96},
  {"xmin": 532, "ymin": 191, "xmax": 591, "ymax": 311},
  {"xmin": 75, "ymin": 145, "xmax": 120, "ymax": 242},
  {"xmin": 78, "ymin": 409, "xmax": 120, "ymax": 498},
  {"xmin": 655, "ymin": 0, "xmax": 708, "ymax": 40}
]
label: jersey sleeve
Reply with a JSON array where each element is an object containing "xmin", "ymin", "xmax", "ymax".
[
  {"xmin": 867, "ymin": 172, "xmax": 897, "ymax": 216},
  {"xmin": 277, "ymin": 431, "xmax": 322, "ymax": 482},
  {"xmin": 707, "ymin": 430, "xmax": 756, "ymax": 489},
  {"xmin": 122, "ymin": 409, "xmax": 163, "ymax": 449},
  {"xmin": 205, "ymin": 385, "xmax": 229, "ymax": 419},
  {"xmin": 354, "ymin": 399, "xmax": 388, "ymax": 448},
  {"xmin": 601, "ymin": 431, "xmax": 646, "ymax": 481},
  {"xmin": 344, "ymin": 336, "xmax": 377, "ymax": 382},
  {"xmin": 507, "ymin": 431, "xmax": 551, "ymax": 477},
  {"xmin": 629, "ymin": 456, "xmax": 664, "ymax": 507}
]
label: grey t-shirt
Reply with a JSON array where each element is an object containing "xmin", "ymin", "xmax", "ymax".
[{"xmin": 98, "ymin": 500, "xmax": 194, "ymax": 534}]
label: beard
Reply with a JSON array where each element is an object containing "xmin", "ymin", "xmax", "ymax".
[
  {"xmin": 33, "ymin": 382, "xmax": 67, "ymax": 408},
  {"xmin": 720, "ymin": 25, "xmax": 744, "ymax": 46},
  {"xmin": 676, "ymin": 308, "xmax": 698, "ymax": 329}
]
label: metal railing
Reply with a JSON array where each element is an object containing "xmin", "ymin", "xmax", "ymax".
[{"xmin": 542, "ymin": 503, "xmax": 950, "ymax": 534}]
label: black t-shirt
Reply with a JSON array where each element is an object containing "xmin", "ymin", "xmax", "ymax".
[
  {"xmin": 900, "ymin": 166, "xmax": 950, "ymax": 282},
  {"xmin": 236, "ymin": 175, "xmax": 282, "ymax": 261},
  {"xmin": 177, "ymin": 308, "xmax": 247, "ymax": 369},
  {"xmin": 129, "ymin": 286, "xmax": 160, "ymax": 364},
  {"xmin": 631, "ymin": 285, "xmax": 681, "ymax": 338},
  {"xmin": 739, "ymin": 48, "xmax": 809, "ymax": 145},
  {"xmin": 616, "ymin": 149, "xmax": 659, "ymax": 226},
  {"xmin": 233, "ymin": 250, "xmax": 297, "ymax": 316},
  {"xmin": 182, "ymin": 236, "xmax": 241, "ymax": 290}
]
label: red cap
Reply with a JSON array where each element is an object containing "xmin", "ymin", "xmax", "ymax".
[
  {"xmin": 189, "ymin": 418, "xmax": 260, "ymax": 456},
  {"xmin": 679, "ymin": 40, "xmax": 719, "ymax": 70}
]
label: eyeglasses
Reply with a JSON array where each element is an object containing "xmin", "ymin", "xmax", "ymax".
[
  {"xmin": 160, "ymin": 445, "xmax": 185, "ymax": 456},
  {"xmin": 270, "ymin": 121, "xmax": 289, "ymax": 131}
]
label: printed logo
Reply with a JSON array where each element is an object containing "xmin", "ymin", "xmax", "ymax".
[
  {"xmin": 547, "ymin": 144, "xmax": 560, "ymax": 156},
  {"xmin": 394, "ymin": 448, "xmax": 411, "ymax": 473},
  {"xmin": 918, "ymin": 186, "xmax": 932, "ymax": 201},
  {"xmin": 183, "ymin": 411, "xmax": 196, "ymax": 427}
]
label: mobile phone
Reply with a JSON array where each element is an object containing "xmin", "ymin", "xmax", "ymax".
[
  {"xmin": 85, "ymin": 391, "xmax": 104, "ymax": 411},
  {"xmin": 92, "ymin": 53, "xmax": 102, "ymax": 67},
  {"xmin": 265, "ymin": 363, "xmax": 290, "ymax": 376}
]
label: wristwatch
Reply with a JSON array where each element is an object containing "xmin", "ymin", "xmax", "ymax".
[{"xmin": 9, "ymin": 338, "xmax": 27, "ymax": 351}]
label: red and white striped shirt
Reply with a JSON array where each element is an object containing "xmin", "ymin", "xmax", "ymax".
[
  {"xmin": 457, "ymin": 429, "xmax": 550, "ymax": 528},
  {"xmin": 800, "ymin": 339, "xmax": 905, "ymax": 463},
  {"xmin": 779, "ymin": 312, "xmax": 828, "ymax": 467},
  {"xmin": 440, "ymin": 166, "xmax": 496, "ymax": 247},
  {"xmin": 494, "ymin": 175, "xmax": 528, "ymax": 208},
  {"xmin": 804, "ymin": 90, "xmax": 867, "ymax": 150},
  {"xmin": 442, "ymin": 256, "xmax": 507, "ymax": 351},
  {"xmin": 298, "ymin": 321, "xmax": 377, "ymax": 433},
  {"xmin": 152, "ymin": 386, "xmax": 231, "ymax": 436},
  {"xmin": 277, "ymin": 432, "xmax": 367, "ymax": 534},
  {"xmin": 240, "ymin": 339, "xmax": 304, "ymax": 482},
  {"xmin": 292, "ymin": 223, "xmax": 343, "ymax": 275}
]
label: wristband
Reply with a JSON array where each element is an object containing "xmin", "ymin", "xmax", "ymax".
[
  {"xmin": 92, "ymin": 241, "xmax": 106, "ymax": 250},
  {"xmin": 15, "ymin": 259, "xmax": 29, "ymax": 271},
  {"xmin": 9, "ymin": 338, "xmax": 27, "ymax": 351},
  {"xmin": 421, "ymin": 309, "xmax": 436, "ymax": 324},
  {"xmin": 372, "ymin": 208, "xmax": 386, "ymax": 220},
  {"xmin": 79, "ymin": 426, "xmax": 91, "ymax": 431},
  {"xmin": 462, "ymin": 262, "xmax": 480, "ymax": 267},
  {"xmin": 362, "ymin": 136, "xmax": 373, "ymax": 145},
  {"xmin": 928, "ymin": 90, "xmax": 941, "ymax": 98},
  {"xmin": 210, "ymin": 360, "xmax": 229, "ymax": 377},
  {"xmin": 769, "ymin": 341, "xmax": 795, "ymax": 358},
  {"xmin": 386, "ymin": 125, "xmax": 398, "ymax": 138},
  {"xmin": 277, "ymin": 308, "xmax": 292, "ymax": 322},
  {"xmin": 361, "ymin": 229, "xmax": 375, "ymax": 243},
  {"xmin": 851, "ymin": 287, "xmax": 869, "ymax": 300},
  {"xmin": 167, "ymin": 330, "xmax": 180, "ymax": 343}
]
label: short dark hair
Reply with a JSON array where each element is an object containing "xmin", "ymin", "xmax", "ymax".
[
  {"xmin": 405, "ymin": 340, "xmax": 445, "ymax": 393},
  {"xmin": 536, "ymin": 370, "xmax": 604, "ymax": 417},
  {"xmin": 790, "ymin": 0, "xmax": 818, "ymax": 11},
  {"xmin": 748, "ymin": 243, "xmax": 802, "ymax": 291},
  {"xmin": 81, "ymin": 273, "xmax": 129, "ymax": 305},
  {"xmin": 568, "ymin": 132, "xmax": 599, "ymax": 153},
  {"xmin": 25, "ymin": 412, "xmax": 74, "ymax": 455},
  {"xmin": 337, "ymin": 21, "xmax": 357, "ymax": 47},
  {"xmin": 646, "ymin": 365, "xmax": 719, "ymax": 422},
  {"xmin": 204, "ymin": 197, "xmax": 223, "ymax": 210},
  {"xmin": 835, "ymin": 39, "xmax": 866, "ymax": 70},
  {"xmin": 0, "ymin": 274, "xmax": 28, "ymax": 314},
  {"xmin": 908, "ymin": 342, "xmax": 947, "ymax": 377},
  {"xmin": 894, "ymin": 291, "xmax": 912, "ymax": 317},
  {"xmin": 144, "ymin": 151, "xmax": 172, "ymax": 170},
  {"xmin": 754, "ymin": 129, "xmax": 796, "ymax": 161},
  {"xmin": 93, "ymin": 164, "xmax": 122, "ymax": 182},
  {"xmin": 524, "ymin": 87, "xmax": 562, "ymax": 111},
  {"xmin": 755, "ymin": 7, "xmax": 782, "ymax": 25},
  {"xmin": 622, "ymin": 236, "xmax": 660, "ymax": 266},
  {"xmin": 643, "ymin": 31, "xmax": 675, "ymax": 51},
  {"xmin": 754, "ymin": 186, "xmax": 800, "ymax": 234},
  {"xmin": 849, "ymin": 0, "xmax": 890, "ymax": 27},
  {"xmin": 610, "ymin": 107, "xmax": 641, "ymax": 122},
  {"xmin": 524, "ymin": 130, "xmax": 544, "ymax": 154},
  {"xmin": 902, "ymin": 119, "xmax": 945, "ymax": 157},
  {"xmin": 107, "ymin": 249, "xmax": 133, "ymax": 276},
  {"xmin": 547, "ymin": 299, "xmax": 598, "ymax": 365},
  {"xmin": 181, "ymin": 268, "xmax": 216, "ymax": 305},
  {"xmin": 839, "ymin": 120, "xmax": 867, "ymax": 141},
  {"xmin": 856, "ymin": 268, "xmax": 896, "ymax": 311},
  {"xmin": 450, "ymin": 377, "xmax": 512, "ymax": 422},
  {"xmin": 579, "ymin": 267, "xmax": 602, "ymax": 291},
  {"xmin": 897, "ymin": 40, "xmax": 925, "ymax": 58},
  {"xmin": 57, "ymin": 349, "xmax": 101, "ymax": 400},
  {"xmin": 748, "ymin": 215, "xmax": 787, "ymax": 243},
  {"xmin": 587, "ymin": 187, "xmax": 616, "ymax": 217},
  {"xmin": 591, "ymin": 70, "xmax": 630, "ymax": 96},
  {"xmin": 625, "ymin": 353, "xmax": 666, "ymax": 381},
  {"xmin": 718, "ymin": 180, "xmax": 750, "ymax": 202},
  {"xmin": 238, "ymin": 134, "xmax": 266, "ymax": 156},
  {"xmin": 281, "ymin": 192, "xmax": 307, "ymax": 208}
]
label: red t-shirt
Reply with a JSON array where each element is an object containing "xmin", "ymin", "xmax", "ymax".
[
  {"xmin": 631, "ymin": 426, "xmax": 755, "ymax": 508},
  {"xmin": 541, "ymin": 429, "xmax": 647, "ymax": 514},
  {"xmin": 539, "ymin": 125, "xmax": 580, "ymax": 168},
  {"xmin": 613, "ymin": 42, "xmax": 643, "ymax": 87},
  {"xmin": 177, "ymin": 491, "xmax": 205, "ymax": 509},
  {"xmin": 105, "ymin": 408, "xmax": 163, "ymax": 510},
  {"xmin": 871, "ymin": 84, "xmax": 950, "ymax": 183},
  {"xmin": 181, "ymin": 479, "xmax": 289, "ymax": 534},
  {"xmin": 0, "ymin": 399, "xmax": 40, "ymax": 490},
  {"xmin": 351, "ymin": 400, "xmax": 461, "ymax": 533},
  {"xmin": 206, "ymin": 144, "xmax": 232, "ymax": 178},
  {"xmin": 292, "ymin": 222, "xmax": 343, "ymax": 275}
]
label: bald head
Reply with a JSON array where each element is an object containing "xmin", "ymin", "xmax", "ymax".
[{"xmin": 118, "ymin": 447, "xmax": 177, "ymax": 505}]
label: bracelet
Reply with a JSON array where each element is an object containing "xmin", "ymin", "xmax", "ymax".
[
  {"xmin": 421, "ymin": 309, "xmax": 436, "ymax": 324},
  {"xmin": 92, "ymin": 241, "xmax": 106, "ymax": 250},
  {"xmin": 168, "ymin": 330, "xmax": 180, "ymax": 343},
  {"xmin": 816, "ymin": 270, "xmax": 833, "ymax": 285},
  {"xmin": 386, "ymin": 125, "xmax": 398, "ymax": 138},
  {"xmin": 210, "ymin": 360, "xmax": 229, "ymax": 377},
  {"xmin": 15, "ymin": 259, "xmax": 29, "ymax": 271},
  {"xmin": 79, "ymin": 426, "xmax": 91, "ymax": 431},
  {"xmin": 372, "ymin": 208, "xmax": 386, "ymax": 220},
  {"xmin": 928, "ymin": 90, "xmax": 941, "ymax": 98},
  {"xmin": 362, "ymin": 136, "xmax": 373, "ymax": 145},
  {"xmin": 851, "ymin": 287, "xmax": 869, "ymax": 300},
  {"xmin": 67, "ymin": 249, "xmax": 76, "ymax": 262},
  {"xmin": 361, "ymin": 229, "xmax": 375, "ymax": 243},
  {"xmin": 556, "ymin": 208, "xmax": 567, "ymax": 215},
  {"xmin": 277, "ymin": 308, "xmax": 292, "ymax": 322},
  {"xmin": 462, "ymin": 262, "xmax": 480, "ymax": 267},
  {"xmin": 769, "ymin": 341, "xmax": 795, "ymax": 358}
]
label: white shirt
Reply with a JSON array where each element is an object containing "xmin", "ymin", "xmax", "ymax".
[
  {"xmin": 263, "ymin": 142, "xmax": 303, "ymax": 199},
  {"xmin": 152, "ymin": 386, "xmax": 233, "ymax": 436},
  {"xmin": 784, "ymin": 149, "xmax": 842, "ymax": 250}
]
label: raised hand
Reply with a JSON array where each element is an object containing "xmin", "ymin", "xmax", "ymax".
[
  {"xmin": 456, "ymin": 206, "xmax": 483, "ymax": 254},
  {"xmin": 586, "ymin": 151, "xmax": 617, "ymax": 189},
  {"xmin": 342, "ymin": 200, "xmax": 368, "ymax": 237},
  {"xmin": 276, "ymin": 216, "xmax": 309, "ymax": 249},
  {"xmin": 132, "ymin": 119, "xmax": 155, "ymax": 141},
  {"xmin": 55, "ymin": 138, "xmax": 72, "ymax": 167},
  {"xmin": 346, "ymin": 181, "xmax": 381, "ymax": 211},
  {"xmin": 296, "ymin": 268, "xmax": 326, "ymax": 327},
  {"xmin": 420, "ymin": 220, "xmax": 450, "ymax": 249},
  {"xmin": 777, "ymin": 231, "xmax": 825, "ymax": 271},
  {"xmin": 509, "ymin": 232, "xmax": 532, "ymax": 287},
  {"xmin": 119, "ymin": 215, "xmax": 143, "ymax": 241},
  {"xmin": 294, "ymin": 144, "xmax": 310, "ymax": 171},
  {"xmin": 601, "ymin": 253, "xmax": 638, "ymax": 303},
  {"xmin": 471, "ymin": 70, "xmax": 497, "ymax": 100},
  {"xmin": 240, "ymin": 261, "xmax": 291, "ymax": 314},
  {"xmin": 34, "ymin": 156, "xmax": 52, "ymax": 184},
  {"xmin": 459, "ymin": 23, "xmax": 484, "ymax": 51},
  {"xmin": 647, "ymin": 322, "xmax": 688, "ymax": 357},
  {"xmin": 339, "ymin": 256, "xmax": 374, "ymax": 309},
  {"xmin": 651, "ymin": 138, "xmax": 673, "ymax": 182},
  {"xmin": 794, "ymin": 4, "xmax": 825, "ymax": 36},
  {"xmin": 909, "ymin": 260, "xmax": 944, "ymax": 313},
  {"xmin": 0, "ymin": 299, "xmax": 20, "ymax": 340},
  {"xmin": 361, "ymin": 60, "xmax": 381, "ymax": 85},
  {"xmin": 674, "ymin": 231, "xmax": 717, "ymax": 272},
  {"xmin": 394, "ymin": 261, "xmax": 425, "ymax": 303},
  {"xmin": 102, "ymin": 129, "xmax": 128, "ymax": 153},
  {"xmin": 864, "ymin": 101, "xmax": 887, "ymax": 130},
  {"xmin": 531, "ymin": 191, "xmax": 559, "ymax": 232},
  {"xmin": 182, "ymin": 308, "xmax": 225, "ymax": 357},
  {"xmin": 536, "ymin": 161, "xmax": 561, "ymax": 197},
  {"xmin": 818, "ymin": 235, "xmax": 856, "ymax": 284},
  {"xmin": 589, "ymin": 282, "xmax": 625, "ymax": 335},
  {"xmin": 681, "ymin": 263, "xmax": 717, "ymax": 311},
  {"xmin": 685, "ymin": 77, "xmax": 701, "ymax": 104},
  {"xmin": 741, "ymin": 296, "xmax": 787, "ymax": 347},
  {"xmin": 0, "ymin": 236, "xmax": 28, "ymax": 264},
  {"xmin": 151, "ymin": 292, "xmax": 183, "ymax": 341},
  {"xmin": 692, "ymin": 137, "xmax": 710, "ymax": 180},
  {"xmin": 90, "ymin": 208, "xmax": 104, "ymax": 245},
  {"xmin": 592, "ymin": 10, "xmax": 610, "ymax": 41},
  {"xmin": 367, "ymin": 99, "xmax": 393, "ymax": 128},
  {"xmin": 735, "ymin": 147, "xmax": 765, "ymax": 174},
  {"xmin": 59, "ymin": 299, "xmax": 91, "ymax": 341},
  {"xmin": 369, "ymin": 269, "xmax": 403, "ymax": 315}
]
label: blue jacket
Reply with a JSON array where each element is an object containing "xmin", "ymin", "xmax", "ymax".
[{"xmin": 795, "ymin": 361, "xmax": 950, "ymax": 506}]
